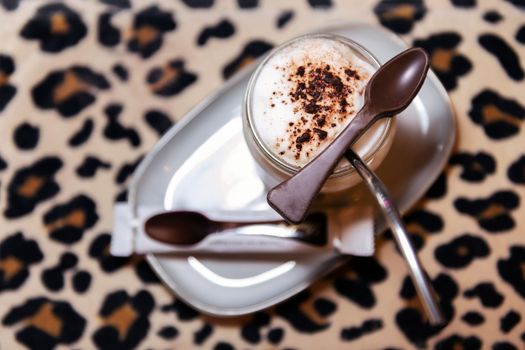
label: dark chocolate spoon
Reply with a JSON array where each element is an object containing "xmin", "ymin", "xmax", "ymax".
[
  {"xmin": 144, "ymin": 211, "xmax": 328, "ymax": 246},
  {"xmin": 267, "ymin": 48, "xmax": 430, "ymax": 224}
]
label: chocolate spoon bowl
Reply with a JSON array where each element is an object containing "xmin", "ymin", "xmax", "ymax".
[{"xmin": 267, "ymin": 48, "xmax": 430, "ymax": 224}]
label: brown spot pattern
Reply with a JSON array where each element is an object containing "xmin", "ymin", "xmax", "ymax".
[
  {"xmin": 50, "ymin": 12, "xmax": 69, "ymax": 34},
  {"xmin": 43, "ymin": 194, "xmax": 98, "ymax": 244},
  {"xmin": 46, "ymin": 209, "xmax": 86, "ymax": 232},
  {"xmin": 131, "ymin": 25, "xmax": 159, "ymax": 47},
  {"xmin": 479, "ymin": 204, "xmax": 506, "ymax": 220},
  {"xmin": 431, "ymin": 48, "xmax": 454, "ymax": 72},
  {"xmin": 17, "ymin": 175, "xmax": 44, "ymax": 198},
  {"xmin": 0, "ymin": 72, "xmax": 7, "ymax": 85},
  {"xmin": 103, "ymin": 304, "xmax": 138, "ymax": 339},
  {"xmin": 482, "ymin": 105, "xmax": 521, "ymax": 127},
  {"xmin": 27, "ymin": 303, "xmax": 63, "ymax": 338},
  {"xmin": 53, "ymin": 71, "xmax": 90, "ymax": 104},
  {"xmin": 0, "ymin": 256, "xmax": 24, "ymax": 280},
  {"xmin": 381, "ymin": 4, "xmax": 416, "ymax": 20},
  {"xmin": 149, "ymin": 65, "xmax": 179, "ymax": 93}
]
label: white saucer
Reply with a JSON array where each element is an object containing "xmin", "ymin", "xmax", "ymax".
[{"xmin": 128, "ymin": 23, "xmax": 455, "ymax": 316}]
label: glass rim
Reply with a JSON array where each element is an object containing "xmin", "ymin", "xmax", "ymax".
[{"xmin": 244, "ymin": 33, "xmax": 394, "ymax": 178}]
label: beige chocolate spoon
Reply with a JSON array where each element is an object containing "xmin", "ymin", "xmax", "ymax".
[{"xmin": 267, "ymin": 48, "xmax": 430, "ymax": 224}]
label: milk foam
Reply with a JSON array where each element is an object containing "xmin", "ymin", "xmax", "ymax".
[{"xmin": 251, "ymin": 36, "xmax": 384, "ymax": 168}]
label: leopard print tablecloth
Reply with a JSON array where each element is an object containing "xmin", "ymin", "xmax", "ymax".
[{"xmin": 1, "ymin": 0, "xmax": 525, "ymax": 349}]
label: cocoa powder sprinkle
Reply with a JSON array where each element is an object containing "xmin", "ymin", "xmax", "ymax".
[
  {"xmin": 283, "ymin": 61, "xmax": 363, "ymax": 157},
  {"xmin": 313, "ymin": 128, "xmax": 328, "ymax": 140},
  {"xmin": 296, "ymin": 132, "xmax": 311, "ymax": 144}
]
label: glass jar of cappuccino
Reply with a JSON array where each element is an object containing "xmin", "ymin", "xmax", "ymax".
[{"xmin": 243, "ymin": 33, "xmax": 395, "ymax": 195}]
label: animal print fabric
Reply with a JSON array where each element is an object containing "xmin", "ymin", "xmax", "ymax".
[{"xmin": 1, "ymin": 0, "xmax": 524, "ymax": 349}]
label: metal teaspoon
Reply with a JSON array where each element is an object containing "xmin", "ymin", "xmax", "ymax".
[{"xmin": 345, "ymin": 148, "xmax": 444, "ymax": 326}]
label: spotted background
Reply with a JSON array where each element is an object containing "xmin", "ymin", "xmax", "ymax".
[{"xmin": 1, "ymin": 0, "xmax": 525, "ymax": 349}]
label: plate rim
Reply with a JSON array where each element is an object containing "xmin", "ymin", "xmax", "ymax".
[
  {"xmin": 146, "ymin": 253, "xmax": 346, "ymax": 316},
  {"xmin": 128, "ymin": 22, "xmax": 457, "ymax": 317}
]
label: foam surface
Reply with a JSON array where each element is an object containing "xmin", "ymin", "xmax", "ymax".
[{"xmin": 251, "ymin": 37, "xmax": 383, "ymax": 168}]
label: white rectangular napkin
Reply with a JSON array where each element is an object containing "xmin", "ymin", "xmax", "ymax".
[{"xmin": 110, "ymin": 203, "xmax": 375, "ymax": 257}]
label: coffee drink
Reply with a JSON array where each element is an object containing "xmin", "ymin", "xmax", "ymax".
[{"xmin": 244, "ymin": 34, "xmax": 395, "ymax": 192}]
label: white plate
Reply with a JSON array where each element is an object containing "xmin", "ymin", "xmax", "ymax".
[{"xmin": 128, "ymin": 23, "xmax": 455, "ymax": 316}]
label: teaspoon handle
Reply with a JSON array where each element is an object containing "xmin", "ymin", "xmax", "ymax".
[
  {"xmin": 345, "ymin": 148, "xmax": 445, "ymax": 326},
  {"xmin": 267, "ymin": 106, "xmax": 376, "ymax": 224}
]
